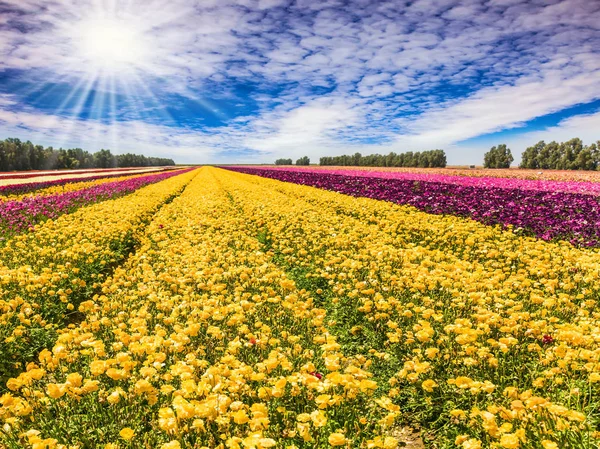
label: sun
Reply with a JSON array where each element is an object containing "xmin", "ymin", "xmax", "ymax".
[{"xmin": 70, "ymin": 16, "xmax": 150, "ymax": 74}]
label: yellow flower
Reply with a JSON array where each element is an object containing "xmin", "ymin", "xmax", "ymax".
[
  {"xmin": 66, "ymin": 372, "xmax": 83, "ymax": 388},
  {"xmin": 90, "ymin": 360, "xmax": 107, "ymax": 376},
  {"xmin": 105, "ymin": 368, "xmax": 126, "ymax": 381},
  {"xmin": 159, "ymin": 408, "xmax": 179, "ymax": 433},
  {"xmin": 462, "ymin": 438, "xmax": 482, "ymax": 449},
  {"xmin": 259, "ymin": 438, "xmax": 277, "ymax": 448},
  {"xmin": 134, "ymin": 379, "xmax": 155, "ymax": 395},
  {"xmin": 6, "ymin": 378, "xmax": 20, "ymax": 391},
  {"xmin": 82, "ymin": 379, "xmax": 100, "ymax": 393},
  {"xmin": 119, "ymin": 427, "xmax": 135, "ymax": 440},
  {"xmin": 328, "ymin": 433, "xmax": 346, "ymax": 446},
  {"xmin": 541, "ymin": 441, "xmax": 558, "ymax": 449},
  {"xmin": 500, "ymin": 433, "xmax": 520, "ymax": 449},
  {"xmin": 160, "ymin": 442, "xmax": 181, "ymax": 449},
  {"xmin": 107, "ymin": 390, "xmax": 122, "ymax": 405},
  {"xmin": 454, "ymin": 377, "xmax": 473, "ymax": 389},
  {"xmin": 46, "ymin": 383, "xmax": 66, "ymax": 399},
  {"xmin": 310, "ymin": 410, "xmax": 327, "ymax": 427},
  {"xmin": 315, "ymin": 394, "xmax": 332, "ymax": 409},
  {"xmin": 421, "ymin": 379, "xmax": 438, "ymax": 392},
  {"xmin": 424, "ymin": 348, "xmax": 439, "ymax": 359},
  {"xmin": 232, "ymin": 409, "xmax": 249, "ymax": 424}
]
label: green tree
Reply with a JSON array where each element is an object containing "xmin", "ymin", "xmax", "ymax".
[
  {"xmin": 296, "ymin": 156, "xmax": 310, "ymax": 166},
  {"xmin": 93, "ymin": 149, "xmax": 116, "ymax": 168},
  {"xmin": 520, "ymin": 141, "xmax": 545, "ymax": 169},
  {"xmin": 484, "ymin": 144, "xmax": 514, "ymax": 168}
]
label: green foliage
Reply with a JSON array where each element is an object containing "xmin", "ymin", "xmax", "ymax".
[
  {"xmin": 296, "ymin": 156, "xmax": 310, "ymax": 166},
  {"xmin": 319, "ymin": 149, "xmax": 447, "ymax": 168},
  {"xmin": 483, "ymin": 144, "xmax": 514, "ymax": 168},
  {"xmin": 0, "ymin": 138, "xmax": 175, "ymax": 172},
  {"xmin": 520, "ymin": 138, "xmax": 600, "ymax": 170},
  {"xmin": 274, "ymin": 158, "xmax": 293, "ymax": 165}
]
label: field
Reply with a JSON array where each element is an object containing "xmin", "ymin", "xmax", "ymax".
[
  {"xmin": 0, "ymin": 167, "xmax": 173, "ymax": 187},
  {"xmin": 263, "ymin": 166, "xmax": 600, "ymax": 183},
  {"xmin": 1, "ymin": 166, "xmax": 599, "ymax": 449}
]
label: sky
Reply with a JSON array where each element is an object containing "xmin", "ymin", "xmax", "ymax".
[{"xmin": 0, "ymin": 0, "xmax": 599, "ymax": 165}]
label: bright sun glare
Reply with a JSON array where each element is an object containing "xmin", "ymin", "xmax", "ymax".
[{"xmin": 72, "ymin": 17, "xmax": 149, "ymax": 74}]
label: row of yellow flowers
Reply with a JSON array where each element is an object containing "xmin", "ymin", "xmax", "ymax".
[
  {"xmin": 1, "ymin": 167, "xmax": 394, "ymax": 448},
  {"xmin": 0, "ymin": 169, "xmax": 197, "ymax": 384},
  {"xmin": 213, "ymin": 168, "xmax": 600, "ymax": 448},
  {"xmin": 0, "ymin": 171, "xmax": 163, "ymax": 203}
]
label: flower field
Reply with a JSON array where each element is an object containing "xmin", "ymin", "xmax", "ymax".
[
  {"xmin": 0, "ymin": 169, "xmax": 192, "ymax": 236},
  {"xmin": 0, "ymin": 167, "xmax": 174, "ymax": 198},
  {"xmin": 1, "ymin": 167, "xmax": 599, "ymax": 449},
  {"xmin": 264, "ymin": 166, "xmax": 600, "ymax": 183},
  {"xmin": 0, "ymin": 167, "xmax": 171, "ymax": 187},
  {"xmin": 227, "ymin": 166, "xmax": 600, "ymax": 247}
]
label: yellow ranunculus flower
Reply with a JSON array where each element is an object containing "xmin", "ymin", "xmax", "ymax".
[
  {"xmin": 66, "ymin": 372, "xmax": 83, "ymax": 388},
  {"xmin": 46, "ymin": 384, "xmax": 66, "ymax": 399},
  {"xmin": 454, "ymin": 377, "xmax": 473, "ymax": 389},
  {"xmin": 589, "ymin": 373, "xmax": 600, "ymax": 383},
  {"xmin": 119, "ymin": 427, "xmax": 135, "ymax": 440},
  {"xmin": 310, "ymin": 410, "xmax": 327, "ymax": 427},
  {"xmin": 105, "ymin": 368, "xmax": 126, "ymax": 381},
  {"xmin": 328, "ymin": 433, "xmax": 347, "ymax": 446},
  {"xmin": 500, "ymin": 434, "xmax": 520, "ymax": 449},
  {"xmin": 90, "ymin": 360, "xmax": 107, "ymax": 376},
  {"xmin": 421, "ymin": 379, "xmax": 438, "ymax": 392},
  {"xmin": 259, "ymin": 438, "xmax": 277, "ymax": 448},
  {"xmin": 160, "ymin": 441, "xmax": 181, "ymax": 449},
  {"xmin": 232, "ymin": 409, "xmax": 249, "ymax": 424},
  {"xmin": 462, "ymin": 439, "xmax": 482, "ymax": 449}
]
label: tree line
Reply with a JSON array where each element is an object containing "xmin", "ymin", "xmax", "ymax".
[
  {"xmin": 483, "ymin": 139, "xmax": 600, "ymax": 170},
  {"xmin": 275, "ymin": 157, "xmax": 311, "ymax": 166},
  {"xmin": 319, "ymin": 150, "xmax": 447, "ymax": 167},
  {"xmin": 519, "ymin": 138, "xmax": 600, "ymax": 170},
  {"xmin": 275, "ymin": 138, "xmax": 600, "ymax": 170},
  {"xmin": 0, "ymin": 138, "xmax": 175, "ymax": 172}
]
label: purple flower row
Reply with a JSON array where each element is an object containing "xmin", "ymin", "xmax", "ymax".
[
  {"xmin": 0, "ymin": 168, "xmax": 193, "ymax": 236},
  {"xmin": 0, "ymin": 168, "xmax": 171, "ymax": 197},
  {"xmin": 225, "ymin": 166, "xmax": 600, "ymax": 247}
]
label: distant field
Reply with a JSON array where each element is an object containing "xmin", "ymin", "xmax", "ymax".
[
  {"xmin": 0, "ymin": 166, "xmax": 174, "ymax": 186},
  {"xmin": 263, "ymin": 165, "xmax": 600, "ymax": 182}
]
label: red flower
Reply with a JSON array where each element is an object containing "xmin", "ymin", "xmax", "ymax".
[
  {"xmin": 249, "ymin": 338, "xmax": 257, "ymax": 345},
  {"xmin": 542, "ymin": 335, "xmax": 554, "ymax": 344},
  {"xmin": 309, "ymin": 371, "xmax": 323, "ymax": 380}
]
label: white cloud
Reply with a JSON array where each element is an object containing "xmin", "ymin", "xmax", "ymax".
[{"xmin": 391, "ymin": 64, "xmax": 600, "ymax": 148}]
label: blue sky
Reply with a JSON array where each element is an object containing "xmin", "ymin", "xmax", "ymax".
[{"xmin": 0, "ymin": 0, "xmax": 599, "ymax": 165}]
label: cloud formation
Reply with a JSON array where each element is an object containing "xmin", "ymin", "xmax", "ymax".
[{"xmin": 0, "ymin": 0, "xmax": 599, "ymax": 164}]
